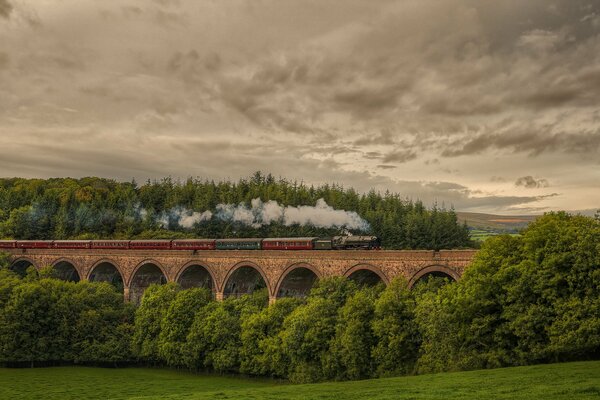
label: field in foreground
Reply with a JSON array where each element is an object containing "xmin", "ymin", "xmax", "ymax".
[{"xmin": 1, "ymin": 361, "xmax": 599, "ymax": 400}]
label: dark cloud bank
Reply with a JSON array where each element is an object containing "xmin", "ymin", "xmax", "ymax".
[{"xmin": 0, "ymin": 0, "xmax": 599, "ymax": 213}]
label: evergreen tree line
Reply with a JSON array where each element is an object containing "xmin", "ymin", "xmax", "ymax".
[
  {"xmin": 0, "ymin": 212, "xmax": 597, "ymax": 381},
  {"xmin": 0, "ymin": 173, "xmax": 470, "ymax": 250}
]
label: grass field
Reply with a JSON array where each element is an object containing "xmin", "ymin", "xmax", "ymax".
[{"xmin": 1, "ymin": 361, "xmax": 599, "ymax": 399}]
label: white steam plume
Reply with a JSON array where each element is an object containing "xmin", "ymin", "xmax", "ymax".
[
  {"xmin": 146, "ymin": 198, "xmax": 369, "ymax": 231},
  {"xmin": 157, "ymin": 207, "xmax": 213, "ymax": 229},
  {"xmin": 215, "ymin": 198, "xmax": 370, "ymax": 231}
]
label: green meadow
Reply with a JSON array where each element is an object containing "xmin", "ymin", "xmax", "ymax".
[{"xmin": 1, "ymin": 360, "xmax": 599, "ymax": 400}]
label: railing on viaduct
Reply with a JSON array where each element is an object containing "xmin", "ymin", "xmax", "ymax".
[{"xmin": 4, "ymin": 248, "xmax": 477, "ymax": 302}]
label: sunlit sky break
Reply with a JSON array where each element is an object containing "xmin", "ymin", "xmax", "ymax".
[{"xmin": 1, "ymin": 0, "xmax": 599, "ymax": 214}]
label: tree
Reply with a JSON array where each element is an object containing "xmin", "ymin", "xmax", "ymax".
[
  {"xmin": 372, "ymin": 278, "xmax": 420, "ymax": 376},
  {"xmin": 131, "ymin": 283, "xmax": 179, "ymax": 363},
  {"xmin": 327, "ymin": 288, "xmax": 378, "ymax": 380},
  {"xmin": 240, "ymin": 297, "xmax": 302, "ymax": 377},
  {"xmin": 158, "ymin": 288, "xmax": 213, "ymax": 367}
]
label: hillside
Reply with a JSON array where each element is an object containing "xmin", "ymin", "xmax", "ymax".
[
  {"xmin": 1, "ymin": 361, "xmax": 598, "ymax": 399},
  {"xmin": 456, "ymin": 212, "xmax": 538, "ymax": 232}
]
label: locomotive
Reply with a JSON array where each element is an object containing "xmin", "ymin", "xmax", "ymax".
[{"xmin": 0, "ymin": 236, "xmax": 381, "ymax": 251}]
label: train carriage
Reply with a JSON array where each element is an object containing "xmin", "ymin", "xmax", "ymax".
[
  {"xmin": 171, "ymin": 239, "xmax": 216, "ymax": 250},
  {"xmin": 129, "ymin": 240, "xmax": 172, "ymax": 250},
  {"xmin": 0, "ymin": 240, "xmax": 17, "ymax": 249},
  {"xmin": 90, "ymin": 240, "xmax": 131, "ymax": 249},
  {"xmin": 216, "ymin": 238, "xmax": 263, "ymax": 250},
  {"xmin": 16, "ymin": 240, "xmax": 54, "ymax": 249},
  {"xmin": 262, "ymin": 237, "xmax": 317, "ymax": 250},
  {"xmin": 53, "ymin": 240, "xmax": 91, "ymax": 249}
]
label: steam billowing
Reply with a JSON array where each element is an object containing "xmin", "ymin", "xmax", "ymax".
[{"xmin": 156, "ymin": 198, "xmax": 370, "ymax": 231}]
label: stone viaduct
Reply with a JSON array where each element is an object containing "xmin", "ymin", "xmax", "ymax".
[{"xmin": 4, "ymin": 248, "xmax": 477, "ymax": 303}]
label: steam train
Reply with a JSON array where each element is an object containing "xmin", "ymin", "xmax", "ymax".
[{"xmin": 0, "ymin": 236, "xmax": 381, "ymax": 251}]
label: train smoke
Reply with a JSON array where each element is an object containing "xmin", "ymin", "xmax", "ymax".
[
  {"xmin": 157, "ymin": 207, "xmax": 213, "ymax": 229},
  {"xmin": 157, "ymin": 198, "xmax": 370, "ymax": 231}
]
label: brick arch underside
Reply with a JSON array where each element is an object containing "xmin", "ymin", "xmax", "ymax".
[
  {"xmin": 344, "ymin": 264, "xmax": 389, "ymax": 285},
  {"xmin": 222, "ymin": 261, "xmax": 269, "ymax": 298},
  {"xmin": 51, "ymin": 258, "xmax": 81, "ymax": 282},
  {"xmin": 274, "ymin": 263, "xmax": 321, "ymax": 298},
  {"xmin": 87, "ymin": 260, "xmax": 125, "ymax": 291},
  {"xmin": 175, "ymin": 262, "xmax": 217, "ymax": 291},
  {"xmin": 9, "ymin": 257, "xmax": 39, "ymax": 277},
  {"xmin": 408, "ymin": 265, "xmax": 459, "ymax": 288}
]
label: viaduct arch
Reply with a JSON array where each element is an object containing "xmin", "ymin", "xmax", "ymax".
[{"xmin": 5, "ymin": 248, "xmax": 476, "ymax": 303}]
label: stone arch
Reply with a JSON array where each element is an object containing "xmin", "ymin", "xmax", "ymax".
[
  {"xmin": 222, "ymin": 261, "xmax": 269, "ymax": 298},
  {"xmin": 408, "ymin": 265, "xmax": 459, "ymax": 289},
  {"xmin": 274, "ymin": 263, "xmax": 321, "ymax": 299},
  {"xmin": 9, "ymin": 257, "xmax": 38, "ymax": 277},
  {"xmin": 129, "ymin": 260, "xmax": 168, "ymax": 304},
  {"xmin": 87, "ymin": 259, "xmax": 124, "ymax": 293},
  {"xmin": 51, "ymin": 258, "xmax": 81, "ymax": 282},
  {"xmin": 344, "ymin": 263, "xmax": 388, "ymax": 286},
  {"xmin": 175, "ymin": 262, "xmax": 216, "ymax": 291}
]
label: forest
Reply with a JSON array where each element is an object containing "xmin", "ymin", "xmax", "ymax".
[
  {"xmin": 0, "ymin": 173, "xmax": 470, "ymax": 250},
  {"xmin": 0, "ymin": 212, "xmax": 598, "ymax": 382}
]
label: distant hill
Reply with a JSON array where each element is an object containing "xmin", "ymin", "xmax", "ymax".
[
  {"xmin": 456, "ymin": 212, "xmax": 538, "ymax": 241},
  {"xmin": 456, "ymin": 212, "xmax": 538, "ymax": 232}
]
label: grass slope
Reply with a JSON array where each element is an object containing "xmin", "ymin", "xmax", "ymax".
[
  {"xmin": 1, "ymin": 361, "xmax": 599, "ymax": 400},
  {"xmin": 456, "ymin": 211, "xmax": 537, "ymax": 232}
]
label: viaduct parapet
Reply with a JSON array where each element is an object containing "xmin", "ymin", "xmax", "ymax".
[{"xmin": 5, "ymin": 249, "xmax": 477, "ymax": 302}]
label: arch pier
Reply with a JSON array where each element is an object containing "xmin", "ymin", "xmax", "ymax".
[{"xmin": 4, "ymin": 249, "xmax": 476, "ymax": 302}]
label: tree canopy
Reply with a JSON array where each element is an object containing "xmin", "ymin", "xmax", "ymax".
[{"xmin": 0, "ymin": 174, "xmax": 470, "ymax": 249}]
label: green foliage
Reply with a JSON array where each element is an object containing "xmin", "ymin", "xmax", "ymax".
[
  {"xmin": 158, "ymin": 288, "xmax": 213, "ymax": 367},
  {"xmin": 184, "ymin": 290, "xmax": 268, "ymax": 373},
  {"xmin": 0, "ymin": 275, "xmax": 132, "ymax": 366},
  {"xmin": 416, "ymin": 212, "xmax": 600, "ymax": 372},
  {"xmin": 131, "ymin": 283, "xmax": 179, "ymax": 363},
  {"xmin": 0, "ymin": 212, "xmax": 596, "ymax": 381},
  {"xmin": 0, "ymin": 175, "xmax": 471, "ymax": 249},
  {"xmin": 279, "ymin": 297, "xmax": 339, "ymax": 383},
  {"xmin": 372, "ymin": 279, "xmax": 420, "ymax": 376},
  {"xmin": 327, "ymin": 288, "xmax": 378, "ymax": 380},
  {"xmin": 240, "ymin": 297, "xmax": 302, "ymax": 377}
]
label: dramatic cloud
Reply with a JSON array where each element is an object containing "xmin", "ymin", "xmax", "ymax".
[
  {"xmin": 515, "ymin": 176, "xmax": 550, "ymax": 189},
  {"xmin": 0, "ymin": 0, "xmax": 12, "ymax": 19},
  {"xmin": 1, "ymin": 0, "xmax": 599, "ymax": 214}
]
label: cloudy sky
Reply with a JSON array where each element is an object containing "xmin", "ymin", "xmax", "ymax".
[{"xmin": 1, "ymin": 0, "xmax": 599, "ymax": 214}]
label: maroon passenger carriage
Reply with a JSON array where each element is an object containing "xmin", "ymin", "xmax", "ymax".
[
  {"xmin": 53, "ymin": 240, "xmax": 90, "ymax": 249},
  {"xmin": 91, "ymin": 240, "xmax": 131, "ymax": 249},
  {"xmin": 261, "ymin": 237, "xmax": 317, "ymax": 250},
  {"xmin": 171, "ymin": 239, "xmax": 216, "ymax": 250},
  {"xmin": 0, "ymin": 240, "xmax": 16, "ymax": 249},
  {"xmin": 129, "ymin": 240, "xmax": 172, "ymax": 250},
  {"xmin": 17, "ymin": 240, "xmax": 53, "ymax": 249}
]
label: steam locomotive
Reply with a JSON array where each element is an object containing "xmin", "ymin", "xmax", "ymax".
[{"xmin": 0, "ymin": 236, "xmax": 381, "ymax": 251}]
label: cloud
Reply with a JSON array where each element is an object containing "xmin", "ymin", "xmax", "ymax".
[
  {"xmin": 0, "ymin": 0, "xmax": 12, "ymax": 19},
  {"xmin": 515, "ymin": 176, "xmax": 550, "ymax": 189},
  {"xmin": 441, "ymin": 130, "xmax": 600, "ymax": 157},
  {"xmin": 382, "ymin": 150, "xmax": 417, "ymax": 164},
  {"xmin": 0, "ymin": 0, "xmax": 599, "ymax": 214}
]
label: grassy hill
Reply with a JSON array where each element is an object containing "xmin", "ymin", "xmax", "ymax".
[
  {"xmin": 456, "ymin": 211, "xmax": 538, "ymax": 241},
  {"xmin": 1, "ymin": 360, "xmax": 599, "ymax": 400}
]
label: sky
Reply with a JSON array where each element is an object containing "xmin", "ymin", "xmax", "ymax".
[{"xmin": 1, "ymin": 0, "xmax": 599, "ymax": 214}]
